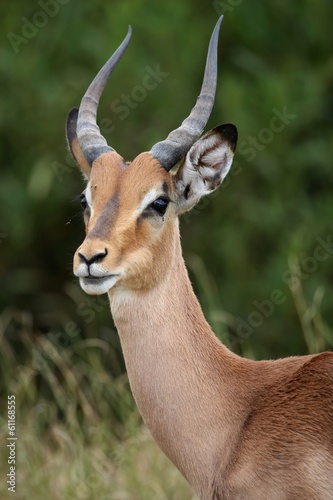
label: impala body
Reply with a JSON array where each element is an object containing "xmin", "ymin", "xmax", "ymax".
[{"xmin": 66, "ymin": 17, "xmax": 333, "ymax": 499}]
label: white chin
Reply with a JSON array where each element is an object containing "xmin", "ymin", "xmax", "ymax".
[{"xmin": 79, "ymin": 275, "xmax": 119, "ymax": 295}]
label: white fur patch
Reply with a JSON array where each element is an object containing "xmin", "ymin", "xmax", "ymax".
[
  {"xmin": 84, "ymin": 184, "xmax": 94, "ymax": 218},
  {"xmin": 75, "ymin": 262, "xmax": 89, "ymax": 278},
  {"xmin": 137, "ymin": 188, "xmax": 161, "ymax": 214},
  {"xmin": 79, "ymin": 274, "xmax": 119, "ymax": 295},
  {"xmin": 85, "ymin": 184, "xmax": 92, "ymax": 205},
  {"xmin": 74, "ymin": 261, "xmax": 113, "ymax": 278}
]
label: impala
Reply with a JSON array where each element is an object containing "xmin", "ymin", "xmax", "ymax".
[{"xmin": 66, "ymin": 16, "xmax": 333, "ymax": 500}]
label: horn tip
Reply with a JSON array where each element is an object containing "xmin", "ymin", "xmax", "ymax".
[{"xmin": 215, "ymin": 15, "xmax": 224, "ymax": 34}]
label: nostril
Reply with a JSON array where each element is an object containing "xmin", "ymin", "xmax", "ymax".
[
  {"xmin": 78, "ymin": 248, "xmax": 108, "ymax": 266},
  {"xmin": 91, "ymin": 248, "xmax": 108, "ymax": 264},
  {"xmin": 78, "ymin": 251, "xmax": 89, "ymax": 264}
]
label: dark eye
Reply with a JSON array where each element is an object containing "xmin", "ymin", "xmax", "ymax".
[
  {"xmin": 79, "ymin": 194, "xmax": 88, "ymax": 210},
  {"xmin": 151, "ymin": 197, "xmax": 169, "ymax": 215}
]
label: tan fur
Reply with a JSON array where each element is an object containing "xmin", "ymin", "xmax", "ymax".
[
  {"xmin": 70, "ymin": 136, "xmax": 91, "ymax": 178},
  {"xmin": 73, "ymin": 145, "xmax": 333, "ymax": 499}
]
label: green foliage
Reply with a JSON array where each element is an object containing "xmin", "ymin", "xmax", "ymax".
[
  {"xmin": 0, "ymin": 310, "xmax": 193, "ymax": 499},
  {"xmin": 1, "ymin": 0, "xmax": 333, "ymax": 497}
]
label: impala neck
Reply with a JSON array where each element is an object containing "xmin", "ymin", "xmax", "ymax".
[{"xmin": 108, "ymin": 223, "xmax": 248, "ymax": 495}]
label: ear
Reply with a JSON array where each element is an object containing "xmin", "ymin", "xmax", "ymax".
[
  {"xmin": 66, "ymin": 108, "xmax": 91, "ymax": 179},
  {"xmin": 173, "ymin": 123, "xmax": 237, "ymax": 214}
]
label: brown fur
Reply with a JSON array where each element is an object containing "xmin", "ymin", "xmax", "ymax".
[{"xmin": 72, "ymin": 140, "xmax": 333, "ymax": 499}]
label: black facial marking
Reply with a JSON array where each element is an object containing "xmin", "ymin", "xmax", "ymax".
[
  {"xmin": 87, "ymin": 193, "xmax": 119, "ymax": 240},
  {"xmin": 162, "ymin": 181, "xmax": 169, "ymax": 196},
  {"xmin": 139, "ymin": 210, "xmax": 152, "ymax": 221},
  {"xmin": 79, "ymin": 193, "xmax": 88, "ymax": 209},
  {"xmin": 184, "ymin": 184, "xmax": 191, "ymax": 199},
  {"xmin": 139, "ymin": 193, "xmax": 170, "ymax": 222}
]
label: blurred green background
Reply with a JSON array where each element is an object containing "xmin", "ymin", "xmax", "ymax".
[{"xmin": 1, "ymin": 0, "xmax": 333, "ymax": 498}]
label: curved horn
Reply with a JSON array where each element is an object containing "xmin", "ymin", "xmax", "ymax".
[
  {"xmin": 77, "ymin": 26, "xmax": 132, "ymax": 166},
  {"xmin": 150, "ymin": 16, "xmax": 223, "ymax": 171}
]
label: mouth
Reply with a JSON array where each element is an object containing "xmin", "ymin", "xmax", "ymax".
[{"xmin": 79, "ymin": 274, "xmax": 120, "ymax": 295}]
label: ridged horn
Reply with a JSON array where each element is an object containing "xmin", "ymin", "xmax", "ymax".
[
  {"xmin": 150, "ymin": 16, "xmax": 223, "ymax": 171},
  {"xmin": 76, "ymin": 26, "xmax": 132, "ymax": 166}
]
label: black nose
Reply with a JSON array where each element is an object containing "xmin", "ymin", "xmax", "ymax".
[{"xmin": 78, "ymin": 248, "xmax": 108, "ymax": 266}]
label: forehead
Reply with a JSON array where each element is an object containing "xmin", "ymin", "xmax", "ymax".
[{"xmin": 88, "ymin": 152, "xmax": 172, "ymax": 203}]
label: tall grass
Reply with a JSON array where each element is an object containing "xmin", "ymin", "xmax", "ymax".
[{"xmin": 0, "ymin": 308, "xmax": 194, "ymax": 500}]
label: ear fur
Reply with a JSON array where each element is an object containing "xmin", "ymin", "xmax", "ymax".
[
  {"xmin": 173, "ymin": 123, "xmax": 237, "ymax": 214},
  {"xmin": 66, "ymin": 108, "xmax": 91, "ymax": 178}
]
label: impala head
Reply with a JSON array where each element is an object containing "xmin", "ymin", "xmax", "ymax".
[{"xmin": 67, "ymin": 16, "xmax": 237, "ymax": 295}]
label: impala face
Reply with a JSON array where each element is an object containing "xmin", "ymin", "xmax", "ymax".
[
  {"xmin": 73, "ymin": 152, "xmax": 174, "ymax": 294},
  {"xmin": 67, "ymin": 17, "xmax": 237, "ymax": 295}
]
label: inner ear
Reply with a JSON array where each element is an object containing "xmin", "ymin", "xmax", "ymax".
[
  {"xmin": 66, "ymin": 108, "xmax": 91, "ymax": 178},
  {"xmin": 174, "ymin": 123, "xmax": 237, "ymax": 214}
]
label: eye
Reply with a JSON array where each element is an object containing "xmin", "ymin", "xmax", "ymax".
[
  {"xmin": 79, "ymin": 193, "xmax": 88, "ymax": 210},
  {"xmin": 150, "ymin": 197, "xmax": 169, "ymax": 215}
]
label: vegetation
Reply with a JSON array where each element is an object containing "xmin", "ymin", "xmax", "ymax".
[{"xmin": 1, "ymin": 0, "xmax": 332, "ymax": 498}]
